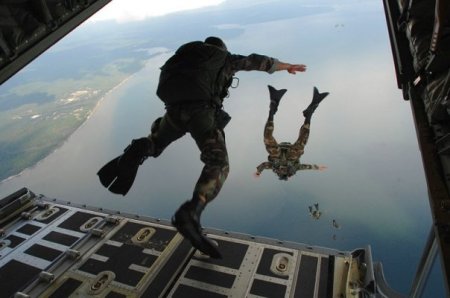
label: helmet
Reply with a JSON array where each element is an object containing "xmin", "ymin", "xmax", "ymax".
[
  {"xmin": 277, "ymin": 166, "xmax": 289, "ymax": 180},
  {"xmin": 204, "ymin": 36, "xmax": 227, "ymax": 50}
]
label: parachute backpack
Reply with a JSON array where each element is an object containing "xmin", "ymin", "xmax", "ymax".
[{"xmin": 156, "ymin": 41, "xmax": 230, "ymax": 106}]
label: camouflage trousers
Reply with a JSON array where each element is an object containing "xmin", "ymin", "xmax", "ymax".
[
  {"xmin": 263, "ymin": 119, "xmax": 310, "ymax": 160},
  {"xmin": 148, "ymin": 105, "xmax": 229, "ymax": 203}
]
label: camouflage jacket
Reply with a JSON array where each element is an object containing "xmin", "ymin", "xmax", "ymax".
[
  {"xmin": 216, "ymin": 53, "xmax": 278, "ymax": 101},
  {"xmin": 229, "ymin": 53, "xmax": 278, "ymax": 74},
  {"xmin": 256, "ymin": 143, "xmax": 320, "ymax": 177},
  {"xmin": 256, "ymin": 160, "xmax": 320, "ymax": 175}
]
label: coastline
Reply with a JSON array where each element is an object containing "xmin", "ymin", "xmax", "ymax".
[
  {"xmin": 0, "ymin": 75, "xmax": 134, "ymax": 184},
  {"xmin": 0, "ymin": 49, "xmax": 171, "ymax": 185}
]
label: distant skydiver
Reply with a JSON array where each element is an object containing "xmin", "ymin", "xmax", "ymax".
[
  {"xmin": 97, "ymin": 36, "xmax": 307, "ymax": 258},
  {"xmin": 332, "ymin": 219, "xmax": 341, "ymax": 229},
  {"xmin": 308, "ymin": 203, "xmax": 322, "ymax": 220},
  {"xmin": 255, "ymin": 85, "xmax": 329, "ymax": 180}
]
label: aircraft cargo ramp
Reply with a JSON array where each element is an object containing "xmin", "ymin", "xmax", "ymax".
[{"xmin": 0, "ymin": 188, "xmax": 393, "ymax": 298}]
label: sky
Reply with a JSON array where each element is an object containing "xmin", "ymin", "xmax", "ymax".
[{"xmin": 90, "ymin": 0, "xmax": 225, "ymax": 23}]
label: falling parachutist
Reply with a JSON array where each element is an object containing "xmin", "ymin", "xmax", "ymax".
[{"xmin": 332, "ymin": 219, "xmax": 341, "ymax": 229}]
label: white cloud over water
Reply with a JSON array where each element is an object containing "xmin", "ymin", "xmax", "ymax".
[{"xmin": 90, "ymin": 0, "xmax": 225, "ymax": 23}]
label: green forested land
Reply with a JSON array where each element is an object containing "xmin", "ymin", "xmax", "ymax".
[
  {"xmin": 0, "ymin": 113, "xmax": 84, "ymax": 180},
  {"xmin": 0, "ymin": 59, "xmax": 143, "ymax": 181},
  {"xmin": 0, "ymin": 98, "xmax": 92, "ymax": 181}
]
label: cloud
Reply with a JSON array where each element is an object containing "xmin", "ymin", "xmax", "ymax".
[{"xmin": 90, "ymin": 0, "xmax": 225, "ymax": 23}]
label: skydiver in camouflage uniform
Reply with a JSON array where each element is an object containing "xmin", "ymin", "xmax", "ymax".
[
  {"xmin": 98, "ymin": 37, "xmax": 306, "ymax": 258},
  {"xmin": 255, "ymin": 86, "xmax": 329, "ymax": 181}
]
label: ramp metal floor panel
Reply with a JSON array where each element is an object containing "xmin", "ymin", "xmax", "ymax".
[{"xmin": 0, "ymin": 189, "xmax": 375, "ymax": 297}]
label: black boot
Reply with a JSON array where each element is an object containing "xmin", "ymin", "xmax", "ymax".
[
  {"xmin": 303, "ymin": 87, "xmax": 329, "ymax": 122},
  {"xmin": 172, "ymin": 200, "xmax": 222, "ymax": 259},
  {"xmin": 98, "ymin": 137, "xmax": 153, "ymax": 195},
  {"xmin": 268, "ymin": 85, "xmax": 287, "ymax": 114}
]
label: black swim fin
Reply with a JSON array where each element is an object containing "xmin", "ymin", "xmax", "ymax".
[
  {"xmin": 268, "ymin": 85, "xmax": 287, "ymax": 113},
  {"xmin": 311, "ymin": 87, "xmax": 329, "ymax": 105},
  {"xmin": 303, "ymin": 87, "xmax": 329, "ymax": 120},
  {"xmin": 97, "ymin": 155, "xmax": 121, "ymax": 190},
  {"xmin": 97, "ymin": 138, "xmax": 151, "ymax": 196},
  {"xmin": 97, "ymin": 154, "xmax": 140, "ymax": 196}
]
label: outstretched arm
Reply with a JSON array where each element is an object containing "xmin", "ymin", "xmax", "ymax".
[
  {"xmin": 297, "ymin": 164, "xmax": 327, "ymax": 171},
  {"xmin": 230, "ymin": 54, "xmax": 306, "ymax": 74},
  {"xmin": 255, "ymin": 162, "xmax": 273, "ymax": 177},
  {"xmin": 274, "ymin": 61, "xmax": 307, "ymax": 74}
]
